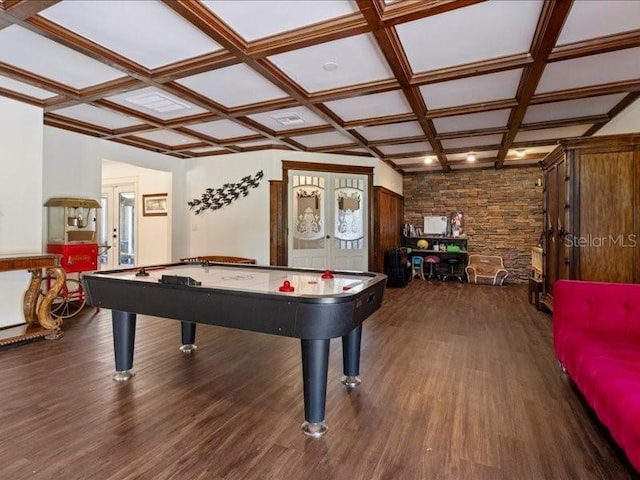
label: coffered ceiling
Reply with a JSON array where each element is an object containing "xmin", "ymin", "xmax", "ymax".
[{"xmin": 0, "ymin": 0, "xmax": 639, "ymax": 173}]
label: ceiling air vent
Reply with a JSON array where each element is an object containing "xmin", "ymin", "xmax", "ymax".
[
  {"xmin": 270, "ymin": 112, "xmax": 305, "ymax": 126},
  {"xmin": 125, "ymin": 92, "xmax": 191, "ymax": 114}
]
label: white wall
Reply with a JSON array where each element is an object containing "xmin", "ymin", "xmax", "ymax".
[
  {"xmin": 102, "ymin": 160, "xmax": 172, "ymax": 266},
  {"xmin": 595, "ymin": 97, "xmax": 640, "ymax": 136},
  {"xmin": 186, "ymin": 149, "xmax": 403, "ymax": 265},
  {"xmin": 0, "ymin": 97, "xmax": 44, "ymax": 327},
  {"xmin": 43, "ymin": 127, "xmax": 189, "ymax": 260}
]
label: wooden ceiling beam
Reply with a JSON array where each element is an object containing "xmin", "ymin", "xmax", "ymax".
[
  {"xmin": 530, "ymin": 80, "xmax": 640, "ymax": 105},
  {"xmin": 426, "ymin": 99, "xmax": 518, "ymax": 119},
  {"xmin": 584, "ymin": 91, "xmax": 640, "ymax": 136},
  {"xmin": 0, "ymin": 61, "xmax": 77, "ymax": 97},
  {"xmin": 495, "ymin": 0, "xmax": 575, "ymax": 169},
  {"xmin": 410, "ymin": 54, "xmax": 533, "ymax": 86},
  {"xmin": 163, "ymin": 0, "xmax": 377, "ymax": 157},
  {"xmin": 357, "ymin": 0, "xmax": 449, "ymax": 171},
  {"xmin": 379, "ymin": 0, "xmax": 484, "ymax": 27},
  {"xmin": 548, "ymin": 29, "xmax": 640, "ymax": 63}
]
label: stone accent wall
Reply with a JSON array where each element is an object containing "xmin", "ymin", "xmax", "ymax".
[{"xmin": 403, "ymin": 166, "xmax": 543, "ymax": 282}]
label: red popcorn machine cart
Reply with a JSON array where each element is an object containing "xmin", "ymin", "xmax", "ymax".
[{"xmin": 43, "ymin": 197, "xmax": 102, "ymax": 318}]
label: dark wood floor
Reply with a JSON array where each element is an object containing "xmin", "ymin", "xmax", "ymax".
[{"xmin": 0, "ymin": 281, "xmax": 635, "ymax": 480}]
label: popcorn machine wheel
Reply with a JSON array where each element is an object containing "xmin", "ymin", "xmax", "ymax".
[{"xmin": 43, "ymin": 197, "xmax": 103, "ymax": 319}]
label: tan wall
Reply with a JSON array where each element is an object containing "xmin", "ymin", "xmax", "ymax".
[{"xmin": 403, "ymin": 166, "xmax": 543, "ymax": 282}]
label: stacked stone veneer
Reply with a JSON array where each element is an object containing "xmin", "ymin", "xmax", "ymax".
[{"xmin": 403, "ymin": 166, "xmax": 543, "ymax": 282}]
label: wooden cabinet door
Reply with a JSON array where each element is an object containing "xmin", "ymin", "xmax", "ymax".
[
  {"xmin": 577, "ymin": 151, "xmax": 635, "ymax": 283},
  {"xmin": 544, "ymin": 165, "xmax": 558, "ymax": 297},
  {"xmin": 556, "ymin": 159, "xmax": 569, "ymax": 280}
]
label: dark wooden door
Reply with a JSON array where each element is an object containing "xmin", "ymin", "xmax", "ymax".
[{"xmin": 577, "ymin": 151, "xmax": 636, "ymax": 283}]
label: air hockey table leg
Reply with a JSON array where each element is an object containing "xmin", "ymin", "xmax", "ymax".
[
  {"xmin": 341, "ymin": 325, "xmax": 362, "ymax": 389},
  {"xmin": 179, "ymin": 321, "xmax": 197, "ymax": 353},
  {"xmin": 300, "ymin": 338, "xmax": 330, "ymax": 437},
  {"xmin": 112, "ymin": 310, "xmax": 136, "ymax": 382}
]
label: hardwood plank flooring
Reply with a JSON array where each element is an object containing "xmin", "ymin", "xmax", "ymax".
[{"xmin": 0, "ymin": 281, "xmax": 635, "ymax": 479}]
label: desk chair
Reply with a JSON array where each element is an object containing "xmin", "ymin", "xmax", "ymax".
[
  {"xmin": 411, "ymin": 256, "xmax": 425, "ymax": 280},
  {"xmin": 442, "ymin": 257, "xmax": 464, "ymax": 282},
  {"xmin": 424, "ymin": 255, "xmax": 441, "ymax": 280}
]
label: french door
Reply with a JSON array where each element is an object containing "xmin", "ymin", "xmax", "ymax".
[
  {"xmin": 99, "ymin": 184, "xmax": 136, "ymax": 269},
  {"xmin": 288, "ymin": 170, "xmax": 368, "ymax": 271}
]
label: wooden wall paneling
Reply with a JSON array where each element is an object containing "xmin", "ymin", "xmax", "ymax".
[
  {"xmin": 373, "ymin": 186, "xmax": 404, "ymax": 273},
  {"xmin": 269, "ymin": 180, "xmax": 285, "ymax": 266}
]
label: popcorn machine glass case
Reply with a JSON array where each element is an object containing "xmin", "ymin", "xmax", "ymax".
[{"xmin": 45, "ymin": 197, "xmax": 101, "ymax": 273}]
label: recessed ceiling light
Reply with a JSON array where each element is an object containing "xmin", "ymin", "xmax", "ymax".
[
  {"xmin": 516, "ymin": 149, "xmax": 526, "ymax": 158},
  {"xmin": 466, "ymin": 153, "xmax": 476, "ymax": 162},
  {"xmin": 322, "ymin": 61, "xmax": 339, "ymax": 72},
  {"xmin": 424, "ymin": 156, "xmax": 433, "ymax": 164}
]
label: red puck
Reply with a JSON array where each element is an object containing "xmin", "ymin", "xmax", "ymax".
[
  {"xmin": 321, "ymin": 269, "xmax": 334, "ymax": 279},
  {"xmin": 279, "ymin": 280, "xmax": 295, "ymax": 292}
]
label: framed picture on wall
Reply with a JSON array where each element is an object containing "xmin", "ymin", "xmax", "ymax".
[{"xmin": 142, "ymin": 193, "xmax": 168, "ymax": 216}]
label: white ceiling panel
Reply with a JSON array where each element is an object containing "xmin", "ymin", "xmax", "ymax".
[
  {"xmin": 357, "ymin": 121, "xmax": 424, "ymax": 141},
  {"xmin": 523, "ymin": 93, "xmax": 627, "ymax": 124},
  {"xmin": 441, "ymin": 134, "xmax": 504, "ymax": 150},
  {"xmin": 248, "ymin": 106, "xmax": 328, "ymax": 131},
  {"xmin": 433, "ymin": 109, "xmax": 510, "ymax": 134},
  {"xmin": 509, "ymin": 145, "xmax": 556, "ymax": 156},
  {"xmin": 55, "ymin": 104, "xmax": 144, "ymax": 129},
  {"xmin": 536, "ymin": 47, "xmax": 640, "ymax": 94},
  {"xmin": 268, "ymin": 34, "xmax": 393, "ymax": 93},
  {"xmin": 324, "ymin": 90, "xmax": 412, "ymax": 122},
  {"xmin": 236, "ymin": 139, "xmax": 283, "ymax": 147},
  {"xmin": 342, "ymin": 148, "xmax": 370, "ymax": 154},
  {"xmin": 187, "ymin": 119, "xmax": 257, "ymax": 139},
  {"xmin": 290, "ymin": 131, "xmax": 355, "ymax": 148},
  {"xmin": 0, "ymin": 75, "xmax": 57, "ymax": 100},
  {"xmin": 420, "ymin": 69, "xmax": 522, "ymax": 110},
  {"xmin": 514, "ymin": 125, "xmax": 592, "ymax": 143},
  {"xmin": 396, "ymin": 1, "xmax": 543, "ymax": 73},
  {"xmin": 177, "ymin": 64, "xmax": 289, "ymax": 108},
  {"xmin": 135, "ymin": 130, "xmax": 200, "ymax": 146},
  {"xmin": 40, "ymin": 1, "xmax": 222, "ymax": 69},
  {"xmin": 202, "ymin": 0, "xmax": 359, "ymax": 41},
  {"xmin": 377, "ymin": 142, "xmax": 432, "ymax": 156},
  {"xmin": 189, "ymin": 146, "xmax": 229, "ymax": 153},
  {"xmin": 106, "ymin": 87, "xmax": 208, "ymax": 120},
  {"xmin": 557, "ymin": 1, "xmax": 640, "ymax": 46},
  {"xmin": 447, "ymin": 150, "xmax": 498, "ymax": 162},
  {"xmin": 0, "ymin": 25, "xmax": 123, "ymax": 88}
]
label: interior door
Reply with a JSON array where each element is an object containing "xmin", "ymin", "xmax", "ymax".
[
  {"xmin": 288, "ymin": 171, "xmax": 367, "ymax": 271},
  {"xmin": 99, "ymin": 184, "xmax": 136, "ymax": 269}
]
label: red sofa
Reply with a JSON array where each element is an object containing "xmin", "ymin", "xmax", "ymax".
[{"xmin": 554, "ymin": 280, "xmax": 640, "ymax": 471}]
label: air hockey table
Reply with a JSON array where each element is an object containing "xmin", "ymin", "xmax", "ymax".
[{"xmin": 81, "ymin": 262, "xmax": 387, "ymax": 437}]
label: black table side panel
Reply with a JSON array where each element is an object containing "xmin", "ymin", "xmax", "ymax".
[{"xmin": 82, "ymin": 277, "xmax": 385, "ymax": 340}]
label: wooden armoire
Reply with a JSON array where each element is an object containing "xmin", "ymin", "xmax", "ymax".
[{"xmin": 541, "ymin": 133, "xmax": 640, "ymax": 311}]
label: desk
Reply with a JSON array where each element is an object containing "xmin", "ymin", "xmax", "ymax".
[
  {"xmin": 82, "ymin": 262, "xmax": 386, "ymax": 437},
  {"xmin": 0, "ymin": 254, "xmax": 66, "ymax": 345}
]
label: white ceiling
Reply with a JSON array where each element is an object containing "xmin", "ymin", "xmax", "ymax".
[{"xmin": 0, "ymin": 0, "xmax": 638, "ymax": 173}]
